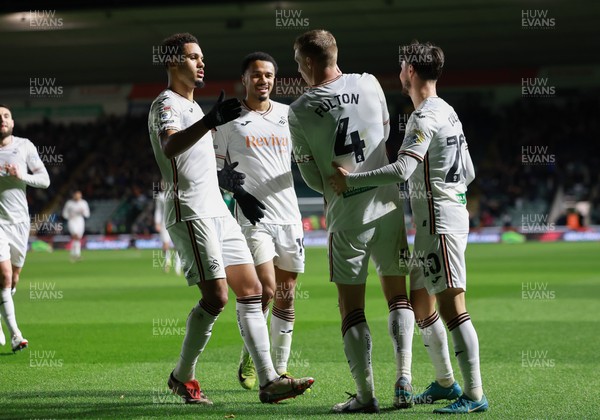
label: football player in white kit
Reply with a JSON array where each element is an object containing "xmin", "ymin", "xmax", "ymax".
[
  {"xmin": 330, "ymin": 41, "xmax": 488, "ymax": 414},
  {"xmin": 0, "ymin": 104, "xmax": 50, "ymax": 352},
  {"xmin": 148, "ymin": 33, "xmax": 313, "ymax": 405},
  {"xmin": 288, "ymin": 30, "xmax": 414, "ymax": 413},
  {"xmin": 62, "ymin": 190, "xmax": 89, "ymax": 261},
  {"xmin": 213, "ymin": 52, "xmax": 305, "ymax": 389},
  {"xmin": 154, "ymin": 187, "xmax": 181, "ymax": 275}
]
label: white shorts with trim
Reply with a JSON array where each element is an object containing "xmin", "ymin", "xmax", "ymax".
[
  {"xmin": 241, "ymin": 223, "xmax": 305, "ymax": 273},
  {"xmin": 67, "ymin": 219, "xmax": 85, "ymax": 238},
  {"xmin": 410, "ymin": 230, "xmax": 467, "ymax": 295},
  {"xmin": 0, "ymin": 221, "xmax": 30, "ymax": 267},
  {"xmin": 328, "ymin": 208, "xmax": 409, "ymax": 285},
  {"xmin": 167, "ymin": 216, "xmax": 253, "ymax": 286}
]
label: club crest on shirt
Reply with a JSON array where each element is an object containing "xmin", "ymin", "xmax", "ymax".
[{"xmin": 405, "ymin": 129, "xmax": 425, "ymax": 145}]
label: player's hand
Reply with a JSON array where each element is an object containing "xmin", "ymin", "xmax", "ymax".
[
  {"xmin": 203, "ymin": 90, "xmax": 242, "ymax": 130},
  {"xmin": 217, "ymin": 161, "xmax": 246, "ymax": 192},
  {"xmin": 329, "ymin": 163, "xmax": 349, "ymax": 195},
  {"xmin": 5, "ymin": 163, "xmax": 21, "ymax": 179},
  {"xmin": 234, "ymin": 189, "xmax": 266, "ymax": 225}
]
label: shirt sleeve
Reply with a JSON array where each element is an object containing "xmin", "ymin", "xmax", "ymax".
[
  {"xmin": 288, "ymin": 106, "xmax": 324, "ymax": 194},
  {"xmin": 397, "ymin": 112, "xmax": 436, "ymax": 163},
  {"xmin": 62, "ymin": 202, "xmax": 70, "ymax": 220},
  {"xmin": 370, "ymin": 74, "xmax": 390, "ymax": 142},
  {"xmin": 464, "ymin": 142, "xmax": 475, "ymax": 186},
  {"xmin": 83, "ymin": 201, "xmax": 90, "ymax": 218},
  {"xmin": 153, "ymin": 94, "xmax": 182, "ymax": 134},
  {"xmin": 346, "ymin": 153, "xmax": 419, "ymax": 187},
  {"xmin": 21, "ymin": 140, "xmax": 50, "ymax": 189}
]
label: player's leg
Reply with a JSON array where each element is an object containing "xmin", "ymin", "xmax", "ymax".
[
  {"xmin": 174, "ymin": 249, "xmax": 182, "ymax": 276},
  {"xmin": 236, "ymin": 225, "xmax": 276, "ymax": 389},
  {"xmin": 235, "ymin": 260, "xmax": 273, "ymax": 390},
  {"xmin": 223, "ymin": 217, "xmax": 313, "ymax": 403},
  {"xmin": 1, "ymin": 224, "xmax": 28, "ymax": 352},
  {"xmin": 272, "ymin": 266, "xmax": 297, "ymax": 374},
  {"xmin": 270, "ymin": 223, "xmax": 304, "ymax": 375},
  {"xmin": 0, "ymin": 259, "xmax": 23, "ymax": 350},
  {"xmin": 410, "ymin": 230, "xmax": 460, "ymax": 404},
  {"xmin": 0, "ymin": 312, "xmax": 4, "ymax": 346},
  {"xmin": 68, "ymin": 220, "xmax": 83, "ymax": 261},
  {"xmin": 330, "ymin": 227, "xmax": 379, "ymax": 414},
  {"xmin": 371, "ymin": 209, "xmax": 414, "ymax": 409},
  {"xmin": 165, "ymin": 220, "xmax": 225, "ymax": 405},
  {"xmin": 431, "ymin": 234, "xmax": 487, "ymax": 414},
  {"xmin": 160, "ymin": 224, "xmax": 172, "ymax": 272},
  {"xmin": 411, "ymin": 287, "xmax": 460, "ymax": 403}
]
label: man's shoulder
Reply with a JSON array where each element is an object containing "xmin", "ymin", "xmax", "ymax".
[
  {"xmin": 269, "ymin": 99, "xmax": 289, "ymax": 111},
  {"xmin": 12, "ymin": 136, "xmax": 34, "ymax": 149},
  {"xmin": 150, "ymin": 89, "xmax": 177, "ymax": 109}
]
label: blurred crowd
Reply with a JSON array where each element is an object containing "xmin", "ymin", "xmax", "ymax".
[{"xmin": 18, "ymin": 89, "xmax": 599, "ymax": 234}]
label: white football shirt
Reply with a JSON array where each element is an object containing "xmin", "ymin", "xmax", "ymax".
[
  {"xmin": 399, "ymin": 97, "xmax": 472, "ymax": 233},
  {"xmin": 62, "ymin": 199, "xmax": 90, "ymax": 224},
  {"xmin": 213, "ymin": 100, "xmax": 302, "ymax": 226},
  {"xmin": 148, "ymin": 89, "xmax": 229, "ymax": 227},
  {"xmin": 289, "ymin": 73, "xmax": 399, "ymax": 232},
  {"xmin": 0, "ymin": 136, "xmax": 46, "ymax": 224}
]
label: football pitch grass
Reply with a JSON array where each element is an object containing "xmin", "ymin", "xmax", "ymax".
[{"xmin": 1, "ymin": 241, "xmax": 598, "ymax": 419}]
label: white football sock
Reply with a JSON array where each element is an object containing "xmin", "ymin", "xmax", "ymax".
[
  {"xmin": 388, "ymin": 295, "xmax": 414, "ymax": 383},
  {"xmin": 73, "ymin": 240, "xmax": 81, "ymax": 257},
  {"xmin": 342, "ymin": 309, "xmax": 374, "ymax": 403},
  {"xmin": 173, "ymin": 300, "xmax": 221, "ymax": 382},
  {"xmin": 241, "ymin": 305, "xmax": 269, "ymax": 357},
  {"xmin": 271, "ymin": 306, "xmax": 295, "ymax": 374},
  {"xmin": 236, "ymin": 295, "xmax": 278, "ymax": 387},
  {"xmin": 448, "ymin": 312, "xmax": 483, "ymax": 401},
  {"xmin": 0, "ymin": 288, "xmax": 20, "ymax": 338},
  {"xmin": 418, "ymin": 311, "xmax": 455, "ymax": 388}
]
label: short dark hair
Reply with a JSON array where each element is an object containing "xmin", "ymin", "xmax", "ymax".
[
  {"xmin": 400, "ymin": 41, "xmax": 444, "ymax": 81},
  {"xmin": 0, "ymin": 104, "xmax": 11, "ymax": 112},
  {"xmin": 294, "ymin": 29, "xmax": 337, "ymax": 67},
  {"xmin": 160, "ymin": 32, "xmax": 199, "ymax": 68},
  {"xmin": 241, "ymin": 52, "xmax": 278, "ymax": 75}
]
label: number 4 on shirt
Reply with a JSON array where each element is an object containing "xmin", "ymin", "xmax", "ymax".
[{"xmin": 334, "ymin": 117, "xmax": 366, "ymax": 163}]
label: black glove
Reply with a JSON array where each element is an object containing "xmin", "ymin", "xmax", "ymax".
[
  {"xmin": 234, "ymin": 189, "xmax": 266, "ymax": 225},
  {"xmin": 217, "ymin": 161, "xmax": 246, "ymax": 192},
  {"xmin": 203, "ymin": 90, "xmax": 242, "ymax": 130}
]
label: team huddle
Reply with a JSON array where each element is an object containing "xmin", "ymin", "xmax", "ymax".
[{"xmin": 146, "ymin": 29, "xmax": 488, "ymax": 414}]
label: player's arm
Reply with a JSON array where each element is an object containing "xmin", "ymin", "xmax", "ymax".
[
  {"xmin": 464, "ymin": 145, "xmax": 475, "ymax": 186},
  {"xmin": 14, "ymin": 141, "xmax": 50, "ymax": 189},
  {"xmin": 161, "ymin": 90, "xmax": 241, "ymax": 159},
  {"xmin": 62, "ymin": 202, "xmax": 70, "ymax": 220},
  {"xmin": 83, "ymin": 201, "xmax": 90, "ymax": 218},
  {"xmin": 371, "ymin": 74, "xmax": 391, "ymax": 141},
  {"xmin": 330, "ymin": 118, "xmax": 432, "ymax": 193},
  {"xmin": 288, "ymin": 107, "xmax": 324, "ymax": 194}
]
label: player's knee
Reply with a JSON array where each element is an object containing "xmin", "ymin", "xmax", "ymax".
[
  {"xmin": 262, "ymin": 285, "xmax": 274, "ymax": 306},
  {"xmin": 1, "ymin": 272, "xmax": 12, "ymax": 288},
  {"xmin": 206, "ymin": 292, "xmax": 228, "ymax": 310}
]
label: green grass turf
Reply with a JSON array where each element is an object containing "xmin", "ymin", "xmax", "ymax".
[{"xmin": 0, "ymin": 241, "xmax": 598, "ymax": 419}]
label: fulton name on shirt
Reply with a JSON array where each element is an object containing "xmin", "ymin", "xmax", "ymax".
[{"xmin": 314, "ymin": 93, "xmax": 359, "ymax": 117}]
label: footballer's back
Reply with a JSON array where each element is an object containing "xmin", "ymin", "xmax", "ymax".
[{"xmin": 289, "ymin": 73, "xmax": 398, "ymax": 231}]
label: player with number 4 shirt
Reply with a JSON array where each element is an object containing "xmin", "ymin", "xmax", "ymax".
[{"xmin": 289, "ymin": 29, "xmax": 414, "ymax": 414}]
